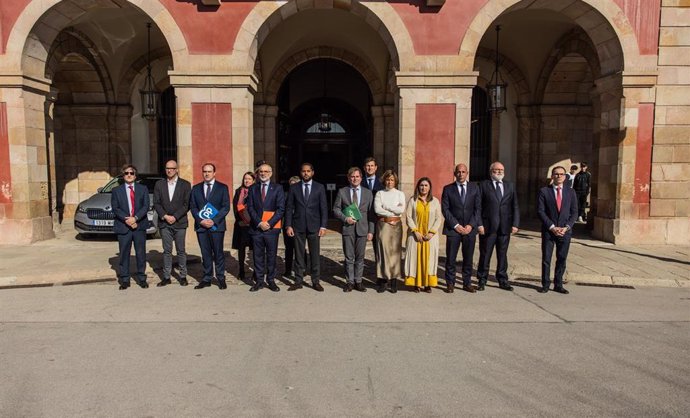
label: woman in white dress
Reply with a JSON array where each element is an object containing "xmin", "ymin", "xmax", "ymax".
[
  {"xmin": 404, "ymin": 177, "xmax": 443, "ymax": 293},
  {"xmin": 373, "ymin": 170, "xmax": 406, "ymax": 293}
]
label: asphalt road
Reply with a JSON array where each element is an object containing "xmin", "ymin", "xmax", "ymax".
[{"xmin": 0, "ymin": 283, "xmax": 688, "ymax": 417}]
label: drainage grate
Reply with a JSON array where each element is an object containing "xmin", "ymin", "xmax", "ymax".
[
  {"xmin": 575, "ymin": 282, "xmax": 635, "ymax": 289},
  {"xmin": 514, "ymin": 277, "xmax": 541, "ymax": 282},
  {"xmin": 0, "ymin": 283, "xmax": 54, "ymax": 290},
  {"xmin": 62, "ymin": 278, "xmax": 116, "ymax": 286}
]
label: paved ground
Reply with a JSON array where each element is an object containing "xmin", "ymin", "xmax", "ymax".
[
  {"xmin": 0, "ymin": 283, "xmax": 688, "ymax": 417},
  {"xmin": 0, "ymin": 220, "xmax": 687, "ymax": 289}
]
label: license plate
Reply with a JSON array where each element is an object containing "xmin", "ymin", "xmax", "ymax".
[{"xmin": 94, "ymin": 220, "xmax": 113, "ymax": 226}]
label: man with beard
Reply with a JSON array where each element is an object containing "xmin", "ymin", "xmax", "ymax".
[
  {"xmin": 476, "ymin": 161, "xmax": 520, "ymax": 291},
  {"xmin": 285, "ymin": 163, "xmax": 329, "ymax": 292}
]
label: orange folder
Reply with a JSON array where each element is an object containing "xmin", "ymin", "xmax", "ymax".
[{"xmin": 262, "ymin": 211, "xmax": 282, "ymax": 229}]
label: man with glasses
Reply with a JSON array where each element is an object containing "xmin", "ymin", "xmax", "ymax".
[
  {"xmin": 112, "ymin": 164, "xmax": 150, "ymax": 290},
  {"xmin": 246, "ymin": 163, "xmax": 285, "ymax": 292},
  {"xmin": 476, "ymin": 161, "xmax": 520, "ymax": 291},
  {"xmin": 537, "ymin": 166, "xmax": 578, "ymax": 294},
  {"xmin": 153, "ymin": 160, "xmax": 192, "ymax": 286},
  {"xmin": 190, "ymin": 163, "xmax": 231, "ymax": 290}
]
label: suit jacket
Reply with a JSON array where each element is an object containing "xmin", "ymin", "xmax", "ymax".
[
  {"xmin": 537, "ymin": 185, "xmax": 578, "ymax": 234},
  {"xmin": 333, "ymin": 186, "xmax": 375, "ymax": 237},
  {"xmin": 190, "ymin": 180, "xmax": 230, "ymax": 233},
  {"xmin": 153, "ymin": 177, "xmax": 191, "ymax": 229},
  {"xmin": 441, "ymin": 181, "xmax": 481, "ymax": 236},
  {"xmin": 246, "ymin": 181, "xmax": 285, "ymax": 235},
  {"xmin": 285, "ymin": 180, "xmax": 328, "ymax": 234},
  {"xmin": 478, "ymin": 179, "xmax": 520, "ymax": 235},
  {"xmin": 112, "ymin": 182, "xmax": 150, "ymax": 234},
  {"xmin": 363, "ymin": 176, "xmax": 384, "ymax": 194}
]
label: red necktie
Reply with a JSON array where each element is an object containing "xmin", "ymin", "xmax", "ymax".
[
  {"xmin": 556, "ymin": 187, "xmax": 562, "ymax": 212},
  {"xmin": 261, "ymin": 183, "xmax": 267, "ymax": 202},
  {"xmin": 129, "ymin": 185, "xmax": 135, "ymax": 216}
]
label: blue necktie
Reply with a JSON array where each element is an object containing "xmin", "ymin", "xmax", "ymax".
[{"xmin": 460, "ymin": 184, "xmax": 465, "ymax": 205}]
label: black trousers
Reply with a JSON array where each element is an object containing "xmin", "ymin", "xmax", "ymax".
[
  {"xmin": 197, "ymin": 231, "xmax": 225, "ymax": 283},
  {"xmin": 444, "ymin": 233, "xmax": 476, "ymax": 286},
  {"xmin": 541, "ymin": 232, "xmax": 571, "ymax": 289},
  {"xmin": 252, "ymin": 232, "xmax": 279, "ymax": 284},
  {"xmin": 576, "ymin": 192, "xmax": 588, "ymax": 219},
  {"xmin": 117, "ymin": 229, "xmax": 147, "ymax": 284},
  {"xmin": 294, "ymin": 231, "xmax": 320, "ymax": 284},
  {"xmin": 283, "ymin": 230, "xmax": 295, "ymax": 274},
  {"xmin": 477, "ymin": 232, "xmax": 511, "ymax": 285}
]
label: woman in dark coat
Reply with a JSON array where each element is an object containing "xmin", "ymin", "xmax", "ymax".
[{"xmin": 232, "ymin": 171, "xmax": 256, "ymax": 280}]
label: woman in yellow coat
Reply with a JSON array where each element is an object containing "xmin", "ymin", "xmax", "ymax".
[{"xmin": 404, "ymin": 177, "xmax": 443, "ymax": 292}]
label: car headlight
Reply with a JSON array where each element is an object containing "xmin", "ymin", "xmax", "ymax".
[{"xmin": 77, "ymin": 205, "xmax": 87, "ymax": 213}]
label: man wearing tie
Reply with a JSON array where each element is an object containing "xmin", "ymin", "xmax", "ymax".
[
  {"xmin": 333, "ymin": 167, "xmax": 375, "ymax": 292},
  {"xmin": 537, "ymin": 166, "xmax": 578, "ymax": 294},
  {"xmin": 285, "ymin": 163, "xmax": 329, "ymax": 292},
  {"xmin": 190, "ymin": 163, "xmax": 231, "ymax": 290},
  {"xmin": 441, "ymin": 163, "xmax": 481, "ymax": 293},
  {"xmin": 363, "ymin": 157, "xmax": 384, "ymax": 195},
  {"xmin": 153, "ymin": 160, "xmax": 191, "ymax": 287},
  {"xmin": 111, "ymin": 164, "xmax": 150, "ymax": 290},
  {"xmin": 247, "ymin": 163, "xmax": 285, "ymax": 292},
  {"xmin": 476, "ymin": 161, "xmax": 520, "ymax": 291}
]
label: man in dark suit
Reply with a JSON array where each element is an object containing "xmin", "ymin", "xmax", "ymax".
[
  {"xmin": 333, "ymin": 167, "xmax": 375, "ymax": 292},
  {"xmin": 111, "ymin": 164, "xmax": 150, "ymax": 290},
  {"xmin": 153, "ymin": 160, "xmax": 191, "ymax": 287},
  {"xmin": 537, "ymin": 166, "xmax": 578, "ymax": 294},
  {"xmin": 247, "ymin": 163, "xmax": 285, "ymax": 292},
  {"xmin": 442, "ymin": 163, "xmax": 481, "ymax": 293},
  {"xmin": 285, "ymin": 163, "xmax": 329, "ymax": 292},
  {"xmin": 363, "ymin": 157, "xmax": 384, "ymax": 194},
  {"xmin": 190, "ymin": 163, "xmax": 230, "ymax": 290},
  {"xmin": 476, "ymin": 161, "xmax": 520, "ymax": 291}
]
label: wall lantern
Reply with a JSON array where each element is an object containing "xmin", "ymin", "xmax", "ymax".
[
  {"xmin": 140, "ymin": 22, "xmax": 160, "ymax": 121},
  {"xmin": 487, "ymin": 25, "xmax": 507, "ymax": 114}
]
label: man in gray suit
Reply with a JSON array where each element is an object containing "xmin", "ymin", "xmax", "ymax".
[
  {"xmin": 333, "ymin": 167, "xmax": 374, "ymax": 292},
  {"xmin": 153, "ymin": 160, "xmax": 192, "ymax": 286}
]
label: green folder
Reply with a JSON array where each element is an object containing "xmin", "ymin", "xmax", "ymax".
[{"xmin": 343, "ymin": 202, "xmax": 362, "ymax": 221}]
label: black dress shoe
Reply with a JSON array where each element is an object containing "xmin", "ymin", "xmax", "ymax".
[
  {"xmin": 238, "ymin": 270, "xmax": 245, "ymax": 280},
  {"xmin": 423, "ymin": 286, "xmax": 432, "ymax": 293},
  {"xmin": 354, "ymin": 282, "xmax": 367, "ymax": 292},
  {"xmin": 287, "ymin": 283, "xmax": 303, "ymax": 291},
  {"xmin": 537, "ymin": 287, "xmax": 549, "ymax": 293},
  {"xmin": 179, "ymin": 278, "xmax": 188, "ymax": 286},
  {"xmin": 157, "ymin": 279, "xmax": 172, "ymax": 287},
  {"xmin": 119, "ymin": 283, "xmax": 130, "ymax": 290},
  {"xmin": 312, "ymin": 283, "xmax": 324, "ymax": 292},
  {"xmin": 138, "ymin": 281, "xmax": 149, "ymax": 289},
  {"xmin": 554, "ymin": 287, "xmax": 569, "ymax": 294},
  {"xmin": 477, "ymin": 283, "xmax": 486, "ymax": 291},
  {"xmin": 499, "ymin": 283, "xmax": 514, "ymax": 291},
  {"xmin": 343, "ymin": 283, "xmax": 353, "ymax": 292},
  {"xmin": 446, "ymin": 284, "xmax": 454, "ymax": 294},
  {"xmin": 268, "ymin": 282, "xmax": 280, "ymax": 292},
  {"xmin": 194, "ymin": 281, "xmax": 211, "ymax": 289},
  {"xmin": 218, "ymin": 280, "xmax": 227, "ymax": 290},
  {"xmin": 463, "ymin": 285, "xmax": 477, "ymax": 293},
  {"xmin": 250, "ymin": 283, "xmax": 264, "ymax": 292}
]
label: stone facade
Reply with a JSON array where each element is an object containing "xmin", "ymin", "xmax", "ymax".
[{"xmin": 0, "ymin": 0, "xmax": 686, "ymax": 245}]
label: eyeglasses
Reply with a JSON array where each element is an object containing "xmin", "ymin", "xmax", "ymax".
[
  {"xmin": 552, "ymin": 173, "xmax": 566, "ymax": 176},
  {"xmin": 165, "ymin": 167, "xmax": 177, "ymax": 170},
  {"xmin": 123, "ymin": 171, "xmax": 135, "ymax": 175}
]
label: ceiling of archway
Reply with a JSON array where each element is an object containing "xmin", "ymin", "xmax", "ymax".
[{"xmin": 258, "ymin": 8, "xmax": 390, "ymax": 92}]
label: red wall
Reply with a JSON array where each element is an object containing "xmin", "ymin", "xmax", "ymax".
[
  {"xmin": 0, "ymin": 0, "xmax": 30, "ymax": 54},
  {"xmin": 633, "ymin": 104, "xmax": 654, "ymax": 214},
  {"xmin": 614, "ymin": 0, "xmax": 661, "ymax": 55},
  {"xmin": 191, "ymin": 103, "xmax": 233, "ymax": 187},
  {"xmin": 0, "ymin": 103, "xmax": 12, "ymax": 209},
  {"xmin": 415, "ymin": 104, "xmax": 456, "ymax": 199}
]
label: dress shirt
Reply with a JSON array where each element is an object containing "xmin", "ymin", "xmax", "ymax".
[
  {"xmin": 453, "ymin": 181, "xmax": 469, "ymax": 229},
  {"xmin": 125, "ymin": 183, "xmax": 135, "ymax": 216},
  {"xmin": 167, "ymin": 176, "xmax": 178, "ymax": 201},
  {"xmin": 303, "ymin": 180, "xmax": 312, "ymax": 198},
  {"xmin": 366, "ymin": 176, "xmax": 376, "ymax": 189},
  {"xmin": 549, "ymin": 185, "xmax": 567, "ymax": 231}
]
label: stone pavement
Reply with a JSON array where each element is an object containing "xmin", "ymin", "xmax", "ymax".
[{"xmin": 0, "ymin": 220, "xmax": 687, "ymax": 288}]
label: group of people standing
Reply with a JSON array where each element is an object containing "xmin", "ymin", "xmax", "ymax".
[{"xmin": 112, "ymin": 157, "xmax": 582, "ymax": 295}]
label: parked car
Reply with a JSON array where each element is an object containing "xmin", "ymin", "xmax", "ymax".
[{"xmin": 74, "ymin": 174, "xmax": 163, "ymax": 237}]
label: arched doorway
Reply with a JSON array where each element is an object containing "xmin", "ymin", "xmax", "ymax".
[{"xmin": 276, "ymin": 59, "xmax": 372, "ymax": 187}]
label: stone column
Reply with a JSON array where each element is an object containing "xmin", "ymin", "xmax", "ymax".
[
  {"xmin": 0, "ymin": 75, "xmax": 55, "ymax": 244},
  {"xmin": 395, "ymin": 71, "xmax": 477, "ymax": 198}
]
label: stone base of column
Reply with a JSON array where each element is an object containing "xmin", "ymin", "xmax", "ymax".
[
  {"xmin": 593, "ymin": 216, "xmax": 690, "ymax": 245},
  {"xmin": 0, "ymin": 217, "xmax": 55, "ymax": 245}
]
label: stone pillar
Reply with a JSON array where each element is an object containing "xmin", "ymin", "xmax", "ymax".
[
  {"xmin": 0, "ymin": 75, "xmax": 55, "ymax": 244},
  {"xmin": 383, "ymin": 105, "xmax": 396, "ymax": 170},
  {"xmin": 395, "ymin": 71, "xmax": 477, "ymax": 198},
  {"xmin": 371, "ymin": 106, "xmax": 385, "ymax": 167},
  {"xmin": 515, "ymin": 105, "xmax": 541, "ymax": 216}
]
